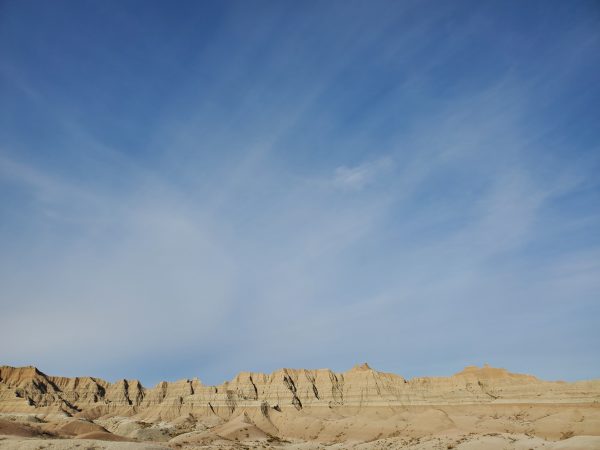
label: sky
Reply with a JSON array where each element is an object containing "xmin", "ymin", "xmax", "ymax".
[{"xmin": 0, "ymin": 0, "xmax": 599, "ymax": 387}]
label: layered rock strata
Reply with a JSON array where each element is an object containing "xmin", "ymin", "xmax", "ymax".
[{"xmin": 1, "ymin": 363, "xmax": 598, "ymax": 422}]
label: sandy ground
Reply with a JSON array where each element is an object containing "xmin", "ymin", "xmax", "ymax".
[
  {"xmin": 1, "ymin": 405, "xmax": 600, "ymax": 449},
  {"xmin": 2, "ymin": 433, "xmax": 600, "ymax": 449}
]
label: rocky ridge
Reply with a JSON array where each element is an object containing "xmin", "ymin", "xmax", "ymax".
[
  {"xmin": 1, "ymin": 363, "xmax": 598, "ymax": 421},
  {"xmin": 1, "ymin": 364, "xmax": 600, "ymax": 449}
]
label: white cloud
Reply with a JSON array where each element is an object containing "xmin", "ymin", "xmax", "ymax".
[{"xmin": 332, "ymin": 157, "xmax": 394, "ymax": 191}]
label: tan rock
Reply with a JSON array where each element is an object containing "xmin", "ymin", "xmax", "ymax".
[{"xmin": 1, "ymin": 364, "xmax": 599, "ymax": 448}]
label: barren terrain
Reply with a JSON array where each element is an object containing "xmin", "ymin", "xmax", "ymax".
[{"xmin": 1, "ymin": 364, "xmax": 599, "ymax": 449}]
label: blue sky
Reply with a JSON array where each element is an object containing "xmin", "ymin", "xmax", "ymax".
[{"xmin": 1, "ymin": 0, "xmax": 599, "ymax": 386}]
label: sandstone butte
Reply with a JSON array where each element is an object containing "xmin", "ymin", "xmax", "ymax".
[{"xmin": 0, "ymin": 363, "xmax": 599, "ymax": 449}]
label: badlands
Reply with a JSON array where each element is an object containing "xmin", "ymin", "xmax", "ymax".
[{"xmin": 0, "ymin": 363, "xmax": 599, "ymax": 449}]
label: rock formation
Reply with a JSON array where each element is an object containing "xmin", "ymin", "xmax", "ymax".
[{"xmin": 1, "ymin": 363, "xmax": 599, "ymax": 449}]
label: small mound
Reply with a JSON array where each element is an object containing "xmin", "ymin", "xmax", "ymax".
[
  {"xmin": 76, "ymin": 430, "xmax": 130, "ymax": 441},
  {"xmin": 213, "ymin": 412, "xmax": 269, "ymax": 442},
  {"xmin": 0, "ymin": 419, "xmax": 45, "ymax": 437},
  {"xmin": 54, "ymin": 419, "xmax": 108, "ymax": 436}
]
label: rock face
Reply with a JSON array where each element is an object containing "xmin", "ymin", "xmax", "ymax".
[
  {"xmin": 1, "ymin": 363, "xmax": 598, "ymax": 420},
  {"xmin": 1, "ymin": 364, "xmax": 599, "ymax": 449}
]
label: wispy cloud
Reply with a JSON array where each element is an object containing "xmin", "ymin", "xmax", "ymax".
[
  {"xmin": 0, "ymin": 1, "xmax": 599, "ymax": 384},
  {"xmin": 332, "ymin": 157, "xmax": 394, "ymax": 191}
]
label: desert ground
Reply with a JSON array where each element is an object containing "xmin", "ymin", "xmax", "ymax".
[{"xmin": 1, "ymin": 364, "xmax": 599, "ymax": 449}]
